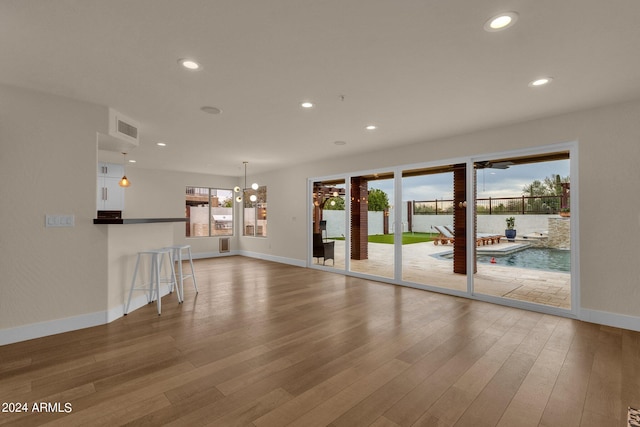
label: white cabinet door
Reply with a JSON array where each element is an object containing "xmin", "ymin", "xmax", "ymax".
[
  {"xmin": 97, "ymin": 162, "xmax": 125, "ymax": 211},
  {"xmin": 98, "ymin": 162, "xmax": 124, "ymax": 178}
]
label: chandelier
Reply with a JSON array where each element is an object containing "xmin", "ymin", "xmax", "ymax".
[{"xmin": 234, "ymin": 161, "xmax": 258, "ymax": 203}]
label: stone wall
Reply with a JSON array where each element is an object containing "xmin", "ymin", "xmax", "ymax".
[{"xmin": 548, "ymin": 217, "xmax": 570, "ymax": 249}]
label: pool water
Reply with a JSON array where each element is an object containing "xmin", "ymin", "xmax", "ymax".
[
  {"xmin": 437, "ymin": 247, "xmax": 571, "ymax": 273},
  {"xmin": 477, "ymin": 247, "xmax": 570, "ymax": 272}
]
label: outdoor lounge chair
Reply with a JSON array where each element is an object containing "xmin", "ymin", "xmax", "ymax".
[
  {"xmin": 434, "ymin": 225, "xmax": 502, "ymax": 246},
  {"xmin": 433, "ymin": 225, "xmax": 455, "ymax": 245},
  {"xmin": 478, "ymin": 233, "xmax": 502, "ymax": 245},
  {"xmin": 444, "ymin": 226, "xmax": 502, "ymax": 246}
]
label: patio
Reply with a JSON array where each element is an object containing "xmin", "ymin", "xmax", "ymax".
[{"xmin": 315, "ymin": 239, "xmax": 571, "ymax": 309}]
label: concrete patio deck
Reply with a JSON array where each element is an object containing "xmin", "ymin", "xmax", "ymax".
[{"xmin": 314, "ymin": 239, "xmax": 571, "ymax": 309}]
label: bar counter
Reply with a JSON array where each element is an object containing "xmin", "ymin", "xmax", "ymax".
[{"xmin": 94, "ymin": 217, "xmax": 186, "ymax": 225}]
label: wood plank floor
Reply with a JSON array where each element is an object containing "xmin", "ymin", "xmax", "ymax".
[{"xmin": 1, "ymin": 256, "xmax": 638, "ymax": 426}]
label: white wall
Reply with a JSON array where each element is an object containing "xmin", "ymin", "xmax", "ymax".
[
  {"xmin": 321, "ymin": 210, "xmax": 390, "ymax": 237},
  {"xmin": 409, "ymin": 214, "xmax": 555, "ymax": 236},
  {"xmin": 240, "ymin": 99, "xmax": 640, "ymax": 321},
  {"xmin": 0, "ymin": 84, "xmax": 109, "ymax": 335}
]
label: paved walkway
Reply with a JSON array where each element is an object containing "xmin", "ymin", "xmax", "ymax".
[{"xmin": 315, "ymin": 239, "xmax": 571, "ymax": 309}]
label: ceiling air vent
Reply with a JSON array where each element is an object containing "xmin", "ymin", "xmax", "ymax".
[
  {"xmin": 118, "ymin": 119, "xmax": 138, "ymax": 140},
  {"xmin": 108, "ymin": 108, "xmax": 140, "ymax": 147}
]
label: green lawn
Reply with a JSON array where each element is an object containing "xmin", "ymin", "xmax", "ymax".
[{"xmin": 332, "ymin": 232, "xmax": 436, "ymax": 245}]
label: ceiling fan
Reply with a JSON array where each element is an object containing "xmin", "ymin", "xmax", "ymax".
[{"xmin": 475, "ymin": 160, "xmax": 514, "ymax": 169}]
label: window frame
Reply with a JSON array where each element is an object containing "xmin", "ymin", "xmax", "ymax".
[
  {"xmin": 242, "ymin": 185, "xmax": 267, "ymax": 237},
  {"xmin": 185, "ymin": 186, "xmax": 235, "ymax": 238}
]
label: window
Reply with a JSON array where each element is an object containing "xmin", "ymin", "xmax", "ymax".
[
  {"xmin": 243, "ymin": 185, "xmax": 267, "ymax": 237},
  {"xmin": 185, "ymin": 187, "xmax": 233, "ymax": 237}
]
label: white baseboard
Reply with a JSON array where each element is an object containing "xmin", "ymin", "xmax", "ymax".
[
  {"xmin": 580, "ymin": 308, "xmax": 640, "ymax": 332},
  {"xmin": 0, "ymin": 311, "xmax": 107, "ymax": 346},
  {"xmin": 191, "ymin": 250, "xmax": 239, "ymax": 260},
  {"xmin": 238, "ymin": 250, "xmax": 307, "ymax": 268},
  {"xmin": 1, "ymin": 288, "xmax": 176, "ymax": 346}
]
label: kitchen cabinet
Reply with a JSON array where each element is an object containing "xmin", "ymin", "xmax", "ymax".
[{"xmin": 97, "ymin": 162, "xmax": 124, "ymax": 211}]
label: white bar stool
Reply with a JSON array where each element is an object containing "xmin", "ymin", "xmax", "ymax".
[
  {"xmin": 124, "ymin": 248, "xmax": 178, "ymax": 316},
  {"xmin": 165, "ymin": 244, "xmax": 198, "ymax": 301}
]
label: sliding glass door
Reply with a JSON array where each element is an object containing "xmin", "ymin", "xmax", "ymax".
[
  {"xmin": 400, "ymin": 165, "xmax": 468, "ymax": 292},
  {"xmin": 472, "ymin": 152, "xmax": 572, "ymax": 310},
  {"xmin": 312, "ymin": 179, "xmax": 346, "ymax": 269},
  {"xmin": 348, "ymin": 171, "xmax": 395, "ymax": 279},
  {"xmin": 309, "ymin": 143, "xmax": 575, "ymax": 315}
]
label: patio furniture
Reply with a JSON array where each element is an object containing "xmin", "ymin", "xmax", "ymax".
[
  {"xmin": 434, "ymin": 225, "xmax": 502, "ymax": 246},
  {"xmin": 319, "ymin": 220, "xmax": 327, "ymax": 241},
  {"xmin": 313, "ymin": 233, "xmax": 335, "ymax": 265},
  {"xmin": 433, "ymin": 225, "xmax": 455, "ymax": 245},
  {"xmin": 444, "ymin": 226, "xmax": 501, "ymax": 246},
  {"xmin": 478, "ymin": 233, "xmax": 502, "ymax": 245}
]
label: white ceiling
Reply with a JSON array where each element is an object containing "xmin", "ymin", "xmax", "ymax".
[{"xmin": 2, "ymin": 0, "xmax": 640, "ymax": 177}]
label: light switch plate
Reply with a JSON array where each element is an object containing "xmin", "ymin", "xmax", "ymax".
[{"xmin": 45, "ymin": 215, "xmax": 75, "ymax": 227}]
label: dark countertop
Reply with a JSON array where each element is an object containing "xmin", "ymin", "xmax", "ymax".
[{"xmin": 93, "ymin": 218, "xmax": 187, "ymax": 224}]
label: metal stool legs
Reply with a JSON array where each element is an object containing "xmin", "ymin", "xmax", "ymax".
[
  {"xmin": 166, "ymin": 245, "xmax": 198, "ymax": 302},
  {"xmin": 124, "ymin": 249, "xmax": 178, "ymax": 315}
]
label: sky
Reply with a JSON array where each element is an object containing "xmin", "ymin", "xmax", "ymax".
[{"xmin": 367, "ymin": 159, "xmax": 570, "ymax": 204}]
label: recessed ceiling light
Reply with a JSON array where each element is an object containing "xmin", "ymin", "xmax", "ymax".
[
  {"xmin": 365, "ymin": 125, "xmax": 377, "ymax": 131},
  {"xmin": 178, "ymin": 58, "xmax": 201, "ymax": 70},
  {"xmin": 156, "ymin": 142, "xmax": 167, "ymax": 147},
  {"xmin": 300, "ymin": 101, "xmax": 314, "ymax": 109},
  {"xmin": 128, "ymin": 159, "xmax": 136, "ymax": 163},
  {"xmin": 529, "ymin": 77, "xmax": 553, "ymax": 87},
  {"xmin": 484, "ymin": 12, "xmax": 518, "ymax": 32},
  {"xmin": 334, "ymin": 141, "xmax": 347, "ymax": 146},
  {"xmin": 201, "ymin": 106, "xmax": 222, "ymax": 115}
]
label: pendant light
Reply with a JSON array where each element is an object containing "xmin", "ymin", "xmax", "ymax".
[
  {"xmin": 118, "ymin": 152, "xmax": 131, "ymax": 187},
  {"xmin": 234, "ymin": 161, "xmax": 258, "ymax": 203}
]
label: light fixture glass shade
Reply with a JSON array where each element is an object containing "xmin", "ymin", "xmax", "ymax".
[
  {"xmin": 234, "ymin": 186, "xmax": 241, "ymax": 193},
  {"xmin": 119, "ymin": 152, "xmax": 130, "ymax": 187},
  {"xmin": 250, "ymin": 194, "xmax": 257, "ymax": 202},
  {"xmin": 236, "ymin": 196, "xmax": 243, "ymax": 203},
  {"xmin": 251, "ymin": 183, "xmax": 259, "ymax": 190}
]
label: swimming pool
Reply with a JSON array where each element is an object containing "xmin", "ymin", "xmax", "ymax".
[{"xmin": 438, "ymin": 247, "xmax": 570, "ymax": 273}]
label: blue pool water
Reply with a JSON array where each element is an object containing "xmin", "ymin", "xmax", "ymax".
[{"xmin": 439, "ymin": 247, "xmax": 570, "ymax": 273}]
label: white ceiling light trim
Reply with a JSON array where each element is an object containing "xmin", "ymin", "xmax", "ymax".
[
  {"xmin": 300, "ymin": 101, "xmax": 314, "ymax": 109},
  {"xmin": 484, "ymin": 12, "xmax": 519, "ymax": 32},
  {"xmin": 201, "ymin": 106, "xmax": 222, "ymax": 114},
  {"xmin": 365, "ymin": 125, "xmax": 377, "ymax": 131},
  {"xmin": 529, "ymin": 77, "xmax": 553, "ymax": 87},
  {"xmin": 178, "ymin": 58, "xmax": 201, "ymax": 70}
]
